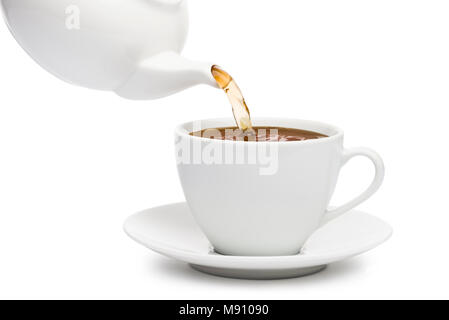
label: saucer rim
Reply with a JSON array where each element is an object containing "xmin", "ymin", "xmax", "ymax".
[{"xmin": 124, "ymin": 202, "xmax": 393, "ymax": 270}]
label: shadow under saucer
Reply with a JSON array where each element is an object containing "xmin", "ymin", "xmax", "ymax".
[{"xmin": 190, "ymin": 264, "xmax": 327, "ymax": 280}]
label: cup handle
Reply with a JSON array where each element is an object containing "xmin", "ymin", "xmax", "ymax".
[{"xmin": 321, "ymin": 147, "xmax": 385, "ymax": 226}]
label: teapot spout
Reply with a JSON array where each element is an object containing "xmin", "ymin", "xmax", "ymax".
[{"xmin": 115, "ymin": 51, "xmax": 218, "ymax": 100}]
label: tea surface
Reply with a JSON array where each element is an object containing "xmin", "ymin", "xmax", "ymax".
[{"xmin": 191, "ymin": 126, "xmax": 328, "ymax": 142}]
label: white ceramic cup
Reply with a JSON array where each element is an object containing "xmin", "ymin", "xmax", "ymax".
[{"xmin": 175, "ymin": 118, "xmax": 385, "ymax": 256}]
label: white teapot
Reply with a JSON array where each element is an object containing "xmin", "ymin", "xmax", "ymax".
[{"xmin": 1, "ymin": 0, "xmax": 217, "ymax": 99}]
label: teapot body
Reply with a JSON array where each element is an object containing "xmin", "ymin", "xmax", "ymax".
[{"xmin": 1, "ymin": 0, "xmax": 190, "ymax": 91}]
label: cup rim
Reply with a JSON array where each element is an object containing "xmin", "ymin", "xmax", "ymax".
[{"xmin": 175, "ymin": 117, "xmax": 344, "ymax": 145}]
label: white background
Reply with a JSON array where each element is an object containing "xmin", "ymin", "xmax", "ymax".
[{"xmin": 0, "ymin": 0, "xmax": 448, "ymax": 300}]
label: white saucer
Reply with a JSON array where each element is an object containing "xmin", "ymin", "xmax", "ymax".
[{"xmin": 124, "ymin": 203, "xmax": 392, "ymax": 280}]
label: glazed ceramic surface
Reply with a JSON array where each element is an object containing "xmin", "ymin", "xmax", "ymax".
[
  {"xmin": 176, "ymin": 118, "xmax": 385, "ymax": 256},
  {"xmin": 124, "ymin": 203, "xmax": 392, "ymax": 279},
  {"xmin": 1, "ymin": 0, "xmax": 216, "ymax": 99}
]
